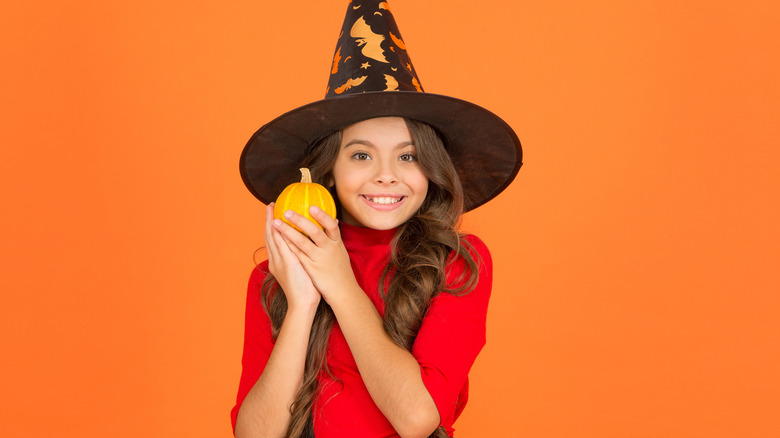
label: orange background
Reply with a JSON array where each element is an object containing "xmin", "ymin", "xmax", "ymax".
[{"xmin": 2, "ymin": 1, "xmax": 778, "ymax": 436}]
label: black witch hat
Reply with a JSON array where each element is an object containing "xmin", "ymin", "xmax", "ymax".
[{"xmin": 240, "ymin": 0, "xmax": 522, "ymax": 211}]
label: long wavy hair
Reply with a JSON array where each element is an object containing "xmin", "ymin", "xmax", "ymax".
[{"xmin": 260, "ymin": 118, "xmax": 480, "ymax": 438}]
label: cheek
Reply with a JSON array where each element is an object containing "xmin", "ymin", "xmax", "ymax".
[
  {"xmin": 330, "ymin": 160, "xmax": 349, "ymax": 187},
  {"xmin": 406, "ymin": 168, "xmax": 429, "ymax": 193},
  {"xmin": 333, "ymin": 167, "xmax": 357, "ymax": 187},
  {"xmin": 332, "ymin": 165, "xmax": 364, "ymax": 196}
]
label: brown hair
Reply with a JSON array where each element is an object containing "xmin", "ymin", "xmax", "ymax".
[{"xmin": 260, "ymin": 118, "xmax": 479, "ymax": 438}]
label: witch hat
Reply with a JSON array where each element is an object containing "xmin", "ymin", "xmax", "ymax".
[{"xmin": 240, "ymin": 0, "xmax": 522, "ymax": 211}]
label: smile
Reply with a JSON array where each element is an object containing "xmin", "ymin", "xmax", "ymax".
[
  {"xmin": 361, "ymin": 195, "xmax": 407, "ymax": 211},
  {"xmin": 364, "ymin": 195, "xmax": 404, "ymax": 204}
]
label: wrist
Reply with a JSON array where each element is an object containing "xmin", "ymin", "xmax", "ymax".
[
  {"xmin": 328, "ymin": 282, "xmax": 375, "ymax": 319},
  {"xmin": 286, "ymin": 297, "xmax": 320, "ymax": 320}
]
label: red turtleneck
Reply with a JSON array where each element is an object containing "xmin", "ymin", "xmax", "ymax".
[{"xmin": 231, "ymin": 223, "xmax": 493, "ymax": 437}]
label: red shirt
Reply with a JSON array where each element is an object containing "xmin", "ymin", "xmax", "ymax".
[{"xmin": 231, "ymin": 223, "xmax": 493, "ymax": 436}]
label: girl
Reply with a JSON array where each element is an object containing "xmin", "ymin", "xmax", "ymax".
[{"xmin": 233, "ymin": 2, "xmax": 522, "ymax": 437}]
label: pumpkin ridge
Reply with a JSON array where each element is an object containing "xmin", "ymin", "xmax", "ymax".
[
  {"xmin": 305, "ymin": 185, "xmax": 310, "ymax": 222},
  {"xmin": 315, "ymin": 189, "xmax": 325, "ymax": 219}
]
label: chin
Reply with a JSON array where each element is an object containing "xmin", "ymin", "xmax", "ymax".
[
  {"xmin": 353, "ymin": 213, "xmax": 413, "ymax": 230},
  {"xmin": 370, "ymin": 222, "xmax": 402, "ymax": 231},
  {"xmin": 356, "ymin": 219, "xmax": 399, "ymax": 230}
]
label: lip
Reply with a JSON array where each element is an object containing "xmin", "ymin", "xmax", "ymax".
[{"xmin": 360, "ymin": 194, "xmax": 407, "ymax": 211}]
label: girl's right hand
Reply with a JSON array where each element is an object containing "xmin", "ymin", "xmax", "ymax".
[{"xmin": 264, "ymin": 203, "xmax": 321, "ymax": 310}]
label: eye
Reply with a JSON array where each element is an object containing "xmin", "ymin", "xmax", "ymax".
[
  {"xmin": 351, "ymin": 151, "xmax": 371, "ymax": 161},
  {"xmin": 399, "ymin": 153, "xmax": 417, "ymax": 162}
]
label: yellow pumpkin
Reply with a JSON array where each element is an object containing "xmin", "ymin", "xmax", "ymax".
[{"xmin": 274, "ymin": 168, "xmax": 337, "ymax": 233}]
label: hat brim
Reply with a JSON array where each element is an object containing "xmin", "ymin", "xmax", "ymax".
[{"xmin": 240, "ymin": 91, "xmax": 522, "ymax": 212}]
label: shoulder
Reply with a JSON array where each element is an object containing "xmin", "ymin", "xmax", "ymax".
[
  {"xmin": 435, "ymin": 234, "xmax": 493, "ymax": 309},
  {"xmin": 443, "ymin": 233, "xmax": 492, "ymax": 290},
  {"xmin": 247, "ymin": 260, "xmax": 271, "ymax": 300},
  {"xmin": 249, "ymin": 260, "xmax": 270, "ymax": 280},
  {"xmin": 460, "ymin": 233, "xmax": 493, "ymax": 272},
  {"xmin": 461, "ymin": 234, "xmax": 491, "ymax": 257}
]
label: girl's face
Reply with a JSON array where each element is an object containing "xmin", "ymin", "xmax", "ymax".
[{"xmin": 331, "ymin": 117, "xmax": 429, "ymax": 230}]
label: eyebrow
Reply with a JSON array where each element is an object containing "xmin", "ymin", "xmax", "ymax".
[{"xmin": 342, "ymin": 139, "xmax": 415, "ymax": 149}]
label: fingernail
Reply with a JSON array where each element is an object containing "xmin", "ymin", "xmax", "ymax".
[
  {"xmin": 284, "ymin": 210, "xmax": 293, "ymax": 219},
  {"xmin": 309, "ymin": 206, "xmax": 320, "ymax": 214},
  {"xmin": 273, "ymin": 219, "xmax": 283, "ymax": 227}
]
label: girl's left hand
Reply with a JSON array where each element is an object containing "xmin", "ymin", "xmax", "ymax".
[{"xmin": 273, "ymin": 207, "xmax": 359, "ymax": 304}]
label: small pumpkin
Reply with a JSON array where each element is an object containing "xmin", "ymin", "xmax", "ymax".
[{"xmin": 274, "ymin": 168, "xmax": 337, "ymax": 233}]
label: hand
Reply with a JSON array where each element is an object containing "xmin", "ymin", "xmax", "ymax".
[
  {"xmin": 264, "ymin": 203, "xmax": 321, "ymax": 310},
  {"xmin": 272, "ymin": 206, "xmax": 360, "ymax": 305}
]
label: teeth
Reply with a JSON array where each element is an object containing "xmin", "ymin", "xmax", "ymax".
[{"xmin": 368, "ymin": 196, "xmax": 401, "ymax": 204}]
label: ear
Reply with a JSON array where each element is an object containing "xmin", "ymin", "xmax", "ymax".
[{"xmin": 326, "ymin": 175, "xmax": 335, "ymax": 187}]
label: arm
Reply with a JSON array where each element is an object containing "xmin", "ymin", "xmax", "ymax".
[
  {"xmin": 412, "ymin": 234, "xmax": 492, "ymax": 424},
  {"xmin": 334, "ymin": 236, "xmax": 492, "ymax": 432},
  {"xmin": 234, "ymin": 204, "xmax": 321, "ymax": 437},
  {"xmin": 235, "ymin": 302, "xmax": 318, "ymax": 437},
  {"xmin": 329, "ymin": 284, "xmax": 440, "ymax": 437},
  {"xmin": 273, "ymin": 207, "xmax": 439, "ymax": 437}
]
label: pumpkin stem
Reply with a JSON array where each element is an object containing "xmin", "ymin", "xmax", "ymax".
[{"xmin": 299, "ymin": 168, "xmax": 312, "ymax": 184}]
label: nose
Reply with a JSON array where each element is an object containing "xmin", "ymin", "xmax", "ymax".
[{"xmin": 373, "ymin": 159, "xmax": 398, "ymax": 185}]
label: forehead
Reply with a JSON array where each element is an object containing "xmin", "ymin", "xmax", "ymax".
[{"xmin": 341, "ymin": 117, "xmax": 412, "ymax": 147}]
